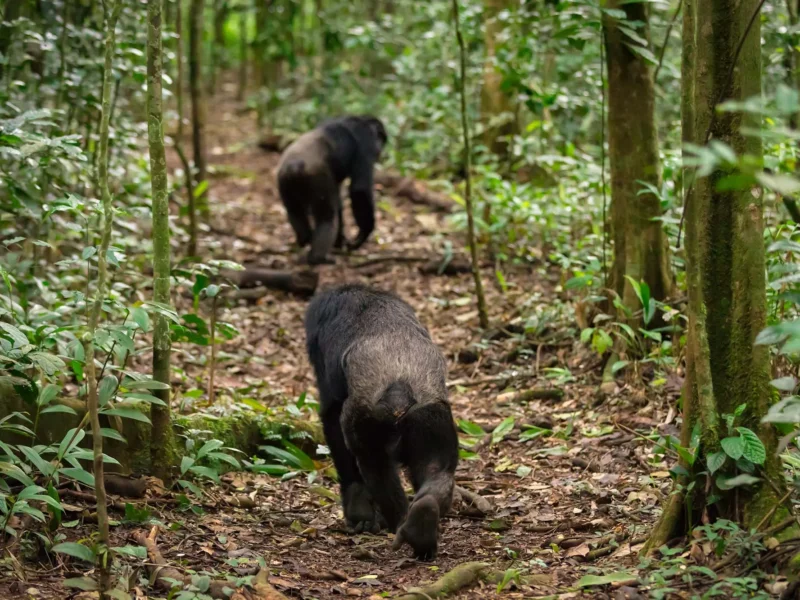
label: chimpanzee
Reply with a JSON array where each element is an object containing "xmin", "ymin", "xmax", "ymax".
[
  {"xmin": 277, "ymin": 116, "xmax": 387, "ymax": 265},
  {"xmin": 304, "ymin": 284, "xmax": 459, "ymax": 559}
]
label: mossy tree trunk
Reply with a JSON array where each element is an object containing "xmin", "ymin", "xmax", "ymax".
[
  {"xmin": 646, "ymin": 0, "xmax": 787, "ymax": 551},
  {"xmin": 86, "ymin": 0, "xmax": 122, "ymax": 594},
  {"xmin": 190, "ymin": 0, "xmax": 210, "ymax": 219},
  {"xmin": 480, "ymin": 0, "xmax": 517, "ymax": 159},
  {"xmin": 147, "ymin": 0, "xmax": 177, "ymax": 483},
  {"xmin": 603, "ymin": 0, "xmax": 672, "ymax": 314}
]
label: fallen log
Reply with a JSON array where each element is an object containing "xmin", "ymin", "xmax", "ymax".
[
  {"xmin": 134, "ymin": 527, "xmax": 289, "ymax": 600},
  {"xmin": 496, "ymin": 387, "xmax": 565, "ymax": 403},
  {"xmin": 375, "ymin": 170, "xmax": 455, "ymax": 213},
  {"xmin": 220, "ymin": 267, "xmax": 318, "ymax": 297}
]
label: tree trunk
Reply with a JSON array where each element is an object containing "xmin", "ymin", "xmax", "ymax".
[
  {"xmin": 190, "ymin": 0, "xmax": 209, "ymax": 218},
  {"xmin": 209, "ymin": 0, "xmax": 229, "ymax": 95},
  {"xmin": 646, "ymin": 0, "xmax": 788, "ymax": 551},
  {"xmin": 604, "ymin": 0, "xmax": 672, "ymax": 314},
  {"xmin": 147, "ymin": 0, "xmax": 177, "ymax": 483},
  {"xmin": 86, "ymin": 1, "xmax": 122, "ymax": 594},
  {"xmin": 0, "ymin": 0, "xmax": 23, "ymax": 81},
  {"xmin": 480, "ymin": 0, "xmax": 517, "ymax": 158}
]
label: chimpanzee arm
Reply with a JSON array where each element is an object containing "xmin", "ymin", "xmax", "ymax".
[{"xmin": 347, "ymin": 158, "xmax": 376, "ymax": 251}]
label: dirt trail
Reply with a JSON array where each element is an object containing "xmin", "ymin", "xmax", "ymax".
[
  {"xmin": 166, "ymin": 84, "xmax": 672, "ymax": 598},
  {"xmin": 5, "ymin": 83, "xmax": 675, "ymax": 599}
]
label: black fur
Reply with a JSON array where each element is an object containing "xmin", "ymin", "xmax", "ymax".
[
  {"xmin": 304, "ymin": 284, "xmax": 459, "ymax": 559},
  {"xmin": 277, "ymin": 116, "xmax": 387, "ymax": 265}
]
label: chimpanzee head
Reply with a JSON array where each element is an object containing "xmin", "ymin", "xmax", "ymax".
[{"xmin": 363, "ymin": 116, "xmax": 388, "ymax": 157}]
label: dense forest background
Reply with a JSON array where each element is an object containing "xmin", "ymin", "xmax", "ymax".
[{"xmin": 3, "ymin": 0, "xmax": 800, "ymax": 598}]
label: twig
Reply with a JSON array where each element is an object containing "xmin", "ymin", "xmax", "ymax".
[{"xmin": 653, "ymin": 0, "xmax": 683, "ymax": 82}]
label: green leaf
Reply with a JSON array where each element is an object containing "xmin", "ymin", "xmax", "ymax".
[
  {"xmin": 37, "ymin": 384, "xmax": 60, "ymax": 407},
  {"xmin": 52, "ymin": 541, "xmax": 96, "ymax": 563},
  {"xmin": 100, "ymin": 408, "xmax": 151, "ymax": 424},
  {"xmin": 112, "ymin": 544, "xmax": 147, "ymax": 559},
  {"xmin": 756, "ymin": 172, "xmax": 800, "ymax": 197},
  {"xmin": 261, "ymin": 446, "xmax": 310, "ymax": 470},
  {"xmin": 63, "ymin": 577, "xmax": 99, "ymax": 591},
  {"xmin": 491, "ymin": 417, "xmax": 515, "ymax": 445},
  {"xmin": 624, "ymin": 41, "xmax": 658, "ymax": 65},
  {"xmin": 189, "ymin": 465, "xmax": 220, "ymax": 482},
  {"xmin": 100, "ymin": 428, "xmax": 127, "ymax": 443},
  {"xmin": 196, "ymin": 439, "xmax": 225, "ymax": 460},
  {"xmin": 720, "ymin": 436, "xmax": 744, "ymax": 460},
  {"xmin": 0, "ymin": 323, "xmax": 28, "ymax": 347},
  {"xmin": 578, "ymin": 571, "xmax": 637, "ymax": 587},
  {"xmin": 18, "ymin": 446, "xmax": 54, "ymax": 477},
  {"xmin": 180, "ymin": 456, "xmax": 195, "ymax": 475},
  {"xmin": 736, "ymin": 427, "xmax": 767, "ymax": 465},
  {"xmin": 28, "ymin": 352, "xmax": 66, "ymax": 376},
  {"xmin": 193, "ymin": 179, "xmax": 209, "ymax": 198},
  {"xmin": 611, "ymin": 360, "xmax": 629, "ymax": 375},
  {"xmin": 458, "ymin": 420, "xmax": 485, "ymax": 436},
  {"xmin": 706, "ymin": 451, "xmax": 726, "ymax": 475},
  {"xmin": 716, "ymin": 473, "xmax": 760, "ymax": 490},
  {"xmin": 59, "ymin": 467, "xmax": 95, "ymax": 487},
  {"xmin": 99, "ymin": 375, "xmax": 118, "ymax": 406},
  {"xmin": 40, "ymin": 404, "xmax": 78, "ymax": 416},
  {"xmin": 130, "ymin": 307, "xmax": 151, "ymax": 332},
  {"xmin": 58, "ymin": 428, "xmax": 85, "ymax": 459}
]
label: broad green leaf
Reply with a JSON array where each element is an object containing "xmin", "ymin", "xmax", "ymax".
[
  {"xmin": 18, "ymin": 446, "xmax": 54, "ymax": 477},
  {"xmin": 491, "ymin": 417, "xmax": 515, "ymax": 445},
  {"xmin": 40, "ymin": 404, "xmax": 78, "ymax": 416},
  {"xmin": 720, "ymin": 436, "xmax": 744, "ymax": 460},
  {"xmin": 0, "ymin": 323, "xmax": 28, "ymax": 347},
  {"xmin": 37, "ymin": 384, "xmax": 60, "ymax": 407},
  {"xmin": 28, "ymin": 352, "xmax": 66, "ymax": 376},
  {"xmin": 716, "ymin": 473, "xmax": 760, "ymax": 490},
  {"xmin": 100, "ymin": 408, "xmax": 151, "ymax": 424},
  {"xmin": 180, "ymin": 456, "xmax": 195, "ymax": 475},
  {"xmin": 189, "ymin": 465, "xmax": 220, "ymax": 482},
  {"xmin": 63, "ymin": 578, "xmax": 99, "ymax": 592},
  {"xmin": 706, "ymin": 451, "xmax": 726, "ymax": 475},
  {"xmin": 112, "ymin": 544, "xmax": 147, "ymax": 559},
  {"xmin": 100, "ymin": 428, "xmax": 127, "ymax": 443},
  {"xmin": 99, "ymin": 375, "xmax": 118, "ymax": 406},
  {"xmin": 124, "ymin": 379, "xmax": 170, "ymax": 391},
  {"xmin": 736, "ymin": 427, "xmax": 767, "ymax": 465},
  {"xmin": 458, "ymin": 420, "xmax": 485, "ymax": 436},
  {"xmin": 52, "ymin": 541, "xmax": 96, "ymax": 563},
  {"xmin": 130, "ymin": 307, "xmax": 151, "ymax": 332},
  {"xmin": 60, "ymin": 467, "xmax": 95, "ymax": 487},
  {"xmin": 58, "ymin": 428, "xmax": 85, "ymax": 460},
  {"xmin": 196, "ymin": 439, "xmax": 224, "ymax": 460}
]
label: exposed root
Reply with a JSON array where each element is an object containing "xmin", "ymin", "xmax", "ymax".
[
  {"xmin": 396, "ymin": 561, "xmax": 491, "ymax": 600},
  {"xmin": 133, "ymin": 527, "xmax": 289, "ymax": 599},
  {"xmin": 453, "ymin": 486, "xmax": 492, "ymax": 516}
]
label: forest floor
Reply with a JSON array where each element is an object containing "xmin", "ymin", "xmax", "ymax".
[{"xmin": 3, "ymin": 83, "xmax": 684, "ymax": 599}]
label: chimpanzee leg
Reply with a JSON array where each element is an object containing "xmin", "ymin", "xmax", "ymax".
[
  {"xmin": 334, "ymin": 205, "xmax": 346, "ymax": 249},
  {"xmin": 341, "ymin": 404, "xmax": 408, "ymax": 533},
  {"xmin": 320, "ymin": 400, "xmax": 379, "ymax": 533},
  {"xmin": 393, "ymin": 402, "xmax": 459, "ymax": 560},
  {"xmin": 278, "ymin": 183, "xmax": 312, "ymax": 248},
  {"xmin": 308, "ymin": 181, "xmax": 340, "ymax": 265}
]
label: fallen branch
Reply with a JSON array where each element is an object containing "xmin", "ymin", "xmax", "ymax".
[
  {"xmin": 447, "ymin": 371, "xmax": 537, "ymax": 389},
  {"xmin": 419, "ymin": 257, "xmax": 473, "ymax": 276},
  {"xmin": 220, "ymin": 267, "xmax": 319, "ymax": 297},
  {"xmin": 396, "ymin": 562, "xmax": 491, "ymax": 600},
  {"xmin": 375, "ymin": 170, "xmax": 455, "ymax": 213},
  {"xmin": 496, "ymin": 387, "xmax": 564, "ymax": 403},
  {"xmin": 453, "ymin": 486, "xmax": 492, "ymax": 516},
  {"xmin": 134, "ymin": 527, "xmax": 289, "ymax": 599},
  {"xmin": 256, "ymin": 132, "xmax": 298, "ymax": 153}
]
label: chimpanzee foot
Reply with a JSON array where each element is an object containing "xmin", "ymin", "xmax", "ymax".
[
  {"xmin": 392, "ymin": 495, "xmax": 440, "ymax": 560},
  {"xmin": 343, "ymin": 483, "xmax": 381, "ymax": 534}
]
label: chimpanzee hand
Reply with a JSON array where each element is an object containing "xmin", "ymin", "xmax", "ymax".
[
  {"xmin": 392, "ymin": 495, "xmax": 440, "ymax": 560},
  {"xmin": 343, "ymin": 483, "xmax": 382, "ymax": 534}
]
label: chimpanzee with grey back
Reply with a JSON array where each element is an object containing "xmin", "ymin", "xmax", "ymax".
[
  {"xmin": 277, "ymin": 116, "xmax": 387, "ymax": 265},
  {"xmin": 304, "ymin": 284, "xmax": 459, "ymax": 559}
]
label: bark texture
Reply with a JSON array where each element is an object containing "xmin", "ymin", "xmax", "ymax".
[
  {"xmin": 604, "ymin": 0, "xmax": 672, "ymax": 311},
  {"xmin": 147, "ymin": 0, "xmax": 176, "ymax": 482},
  {"xmin": 647, "ymin": 0, "xmax": 786, "ymax": 550},
  {"xmin": 480, "ymin": 0, "xmax": 518, "ymax": 157}
]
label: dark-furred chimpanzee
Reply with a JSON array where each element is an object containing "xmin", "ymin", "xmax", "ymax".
[
  {"xmin": 277, "ymin": 116, "xmax": 387, "ymax": 265},
  {"xmin": 304, "ymin": 284, "xmax": 459, "ymax": 559}
]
